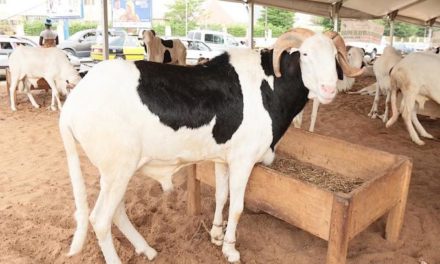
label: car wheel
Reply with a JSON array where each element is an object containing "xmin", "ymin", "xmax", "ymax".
[{"xmin": 63, "ymin": 49, "xmax": 75, "ymax": 57}]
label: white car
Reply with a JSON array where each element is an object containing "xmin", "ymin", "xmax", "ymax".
[
  {"xmin": 179, "ymin": 38, "xmax": 223, "ymax": 65},
  {"xmin": 0, "ymin": 36, "xmax": 37, "ymax": 78},
  {"xmin": 346, "ymin": 41, "xmax": 386, "ymax": 60}
]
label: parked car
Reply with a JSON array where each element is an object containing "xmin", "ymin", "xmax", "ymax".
[
  {"xmin": 346, "ymin": 40, "xmax": 386, "ymax": 60},
  {"xmin": 0, "ymin": 35, "xmax": 37, "ymax": 78},
  {"xmin": 57, "ymin": 29, "xmax": 98, "ymax": 58},
  {"xmin": 179, "ymin": 38, "xmax": 223, "ymax": 65},
  {"xmin": 187, "ymin": 30, "xmax": 242, "ymax": 51},
  {"xmin": 91, "ymin": 32, "xmax": 145, "ymax": 61}
]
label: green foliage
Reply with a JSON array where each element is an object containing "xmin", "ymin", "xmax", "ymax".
[
  {"xmin": 153, "ymin": 24, "xmax": 166, "ymax": 36},
  {"xmin": 24, "ymin": 20, "xmax": 52, "ymax": 36},
  {"xmin": 375, "ymin": 19, "xmax": 425, "ymax": 38},
  {"xmin": 165, "ymin": 0, "xmax": 204, "ymax": 36},
  {"xmin": 317, "ymin": 17, "xmax": 334, "ymax": 31},
  {"xmin": 257, "ymin": 7, "xmax": 294, "ymax": 37},
  {"xmin": 227, "ymin": 24, "xmax": 246, "ymax": 37},
  {"xmin": 257, "ymin": 7, "xmax": 294, "ymax": 30},
  {"xmin": 68, "ymin": 21, "xmax": 98, "ymax": 35}
]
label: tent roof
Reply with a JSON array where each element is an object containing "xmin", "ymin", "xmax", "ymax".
[{"xmin": 222, "ymin": 0, "xmax": 440, "ymax": 27}]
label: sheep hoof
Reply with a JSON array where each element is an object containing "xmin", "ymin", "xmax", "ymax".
[
  {"xmin": 223, "ymin": 244, "xmax": 240, "ymax": 263},
  {"xmin": 136, "ymin": 246, "xmax": 158, "ymax": 261},
  {"xmin": 50, "ymin": 105, "xmax": 57, "ymax": 111},
  {"xmin": 33, "ymin": 104, "xmax": 40, "ymax": 109}
]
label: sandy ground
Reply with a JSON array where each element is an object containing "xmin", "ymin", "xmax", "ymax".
[{"xmin": 0, "ymin": 77, "xmax": 439, "ymax": 264}]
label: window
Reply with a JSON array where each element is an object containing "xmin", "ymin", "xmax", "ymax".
[
  {"xmin": 205, "ymin": 34, "xmax": 224, "ymax": 44},
  {"xmin": 194, "ymin": 32, "xmax": 201, "ymax": 40},
  {"xmin": 83, "ymin": 32, "xmax": 96, "ymax": 42},
  {"xmin": 0, "ymin": 41, "xmax": 13, "ymax": 50}
]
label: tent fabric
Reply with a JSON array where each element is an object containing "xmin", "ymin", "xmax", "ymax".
[{"xmin": 222, "ymin": 0, "xmax": 440, "ymax": 27}]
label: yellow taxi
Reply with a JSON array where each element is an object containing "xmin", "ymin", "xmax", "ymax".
[{"xmin": 91, "ymin": 33, "xmax": 145, "ymax": 61}]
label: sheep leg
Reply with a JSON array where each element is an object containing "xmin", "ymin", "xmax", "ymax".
[
  {"xmin": 45, "ymin": 79, "xmax": 62, "ymax": 111},
  {"xmin": 368, "ymin": 83, "xmax": 381, "ymax": 118},
  {"xmin": 9, "ymin": 78, "xmax": 18, "ymax": 111},
  {"xmin": 89, "ymin": 163, "xmax": 137, "ymax": 264},
  {"xmin": 401, "ymin": 95, "xmax": 424, "ymax": 145},
  {"xmin": 113, "ymin": 201, "xmax": 157, "ymax": 260},
  {"xmin": 222, "ymin": 160, "xmax": 253, "ymax": 263},
  {"xmin": 26, "ymin": 91, "xmax": 40, "ymax": 108},
  {"xmin": 210, "ymin": 162, "xmax": 229, "ymax": 246},
  {"xmin": 411, "ymin": 108, "xmax": 434, "ymax": 139},
  {"xmin": 386, "ymin": 88, "xmax": 400, "ymax": 128},
  {"xmin": 309, "ymin": 98, "xmax": 320, "ymax": 132},
  {"xmin": 379, "ymin": 90, "xmax": 391, "ymax": 123}
]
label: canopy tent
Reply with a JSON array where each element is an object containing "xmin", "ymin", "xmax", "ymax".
[
  {"xmin": 222, "ymin": 0, "xmax": 440, "ymax": 27},
  {"xmin": 222, "ymin": 0, "xmax": 440, "ymax": 48}
]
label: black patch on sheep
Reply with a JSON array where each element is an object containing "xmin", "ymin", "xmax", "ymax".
[
  {"xmin": 134, "ymin": 52, "xmax": 243, "ymax": 144},
  {"xmin": 163, "ymin": 50, "xmax": 172, "ymax": 63},
  {"xmin": 259, "ymin": 50, "xmax": 309, "ymax": 150},
  {"xmin": 161, "ymin": 39, "xmax": 174, "ymax": 48},
  {"xmin": 336, "ymin": 59, "xmax": 343, "ymax": 80}
]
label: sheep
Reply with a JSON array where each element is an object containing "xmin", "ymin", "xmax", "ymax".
[
  {"xmin": 293, "ymin": 46, "xmax": 365, "ymax": 132},
  {"xmin": 385, "ymin": 52, "xmax": 440, "ymax": 145},
  {"xmin": 142, "ymin": 30, "xmax": 187, "ymax": 65},
  {"xmin": 59, "ymin": 28, "xmax": 363, "ymax": 263},
  {"xmin": 367, "ymin": 46, "xmax": 402, "ymax": 122},
  {"xmin": 8, "ymin": 46, "xmax": 81, "ymax": 111}
]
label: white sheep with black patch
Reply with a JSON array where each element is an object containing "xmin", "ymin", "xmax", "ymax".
[{"xmin": 59, "ymin": 28, "xmax": 362, "ymax": 264}]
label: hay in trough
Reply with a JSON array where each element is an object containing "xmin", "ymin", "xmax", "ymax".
[{"xmin": 267, "ymin": 154, "xmax": 364, "ymax": 193}]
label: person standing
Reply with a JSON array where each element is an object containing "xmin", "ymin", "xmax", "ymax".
[{"xmin": 39, "ymin": 18, "xmax": 58, "ymax": 48}]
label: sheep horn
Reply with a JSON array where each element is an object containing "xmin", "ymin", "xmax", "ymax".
[
  {"xmin": 272, "ymin": 28, "xmax": 315, "ymax": 78},
  {"xmin": 324, "ymin": 31, "xmax": 365, "ymax": 78}
]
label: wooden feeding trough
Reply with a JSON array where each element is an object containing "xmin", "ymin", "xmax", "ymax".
[
  {"xmin": 5, "ymin": 67, "xmax": 50, "ymax": 105},
  {"xmin": 187, "ymin": 128, "xmax": 412, "ymax": 264}
]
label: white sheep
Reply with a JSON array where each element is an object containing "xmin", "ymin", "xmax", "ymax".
[
  {"xmin": 367, "ymin": 46, "xmax": 402, "ymax": 122},
  {"xmin": 386, "ymin": 52, "xmax": 440, "ymax": 145},
  {"xmin": 59, "ymin": 28, "xmax": 362, "ymax": 263},
  {"xmin": 8, "ymin": 46, "xmax": 81, "ymax": 111}
]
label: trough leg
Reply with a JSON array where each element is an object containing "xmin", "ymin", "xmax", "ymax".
[
  {"xmin": 187, "ymin": 164, "xmax": 201, "ymax": 215},
  {"xmin": 385, "ymin": 161, "xmax": 412, "ymax": 242},
  {"xmin": 327, "ymin": 196, "xmax": 352, "ymax": 264}
]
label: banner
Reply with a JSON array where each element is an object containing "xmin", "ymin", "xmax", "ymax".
[
  {"xmin": 340, "ymin": 20, "xmax": 384, "ymax": 45},
  {"xmin": 113, "ymin": 0, "xmax": 152, "ymax": 28},
  {"xmin": 46, "ymin": 0, "xmax": 83, "ymax": 19}
]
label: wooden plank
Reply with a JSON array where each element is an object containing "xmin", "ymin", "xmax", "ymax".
[
  {"xmin": 278, "ymin": 128, "xmax": 400, "ymax": 180},
  {"xmin": 197, "ymin": 162, "xmax": 334, "ymax": 240},
  {"xmin": 385, "ymin": 160, "xmax": 412, "ymax": 242},
  {"xmin": 348, "ymin": 159, "xmax": 408, "ymax": 240},
  {"xmin": 327, "ymin": 195, "xmax": 352, "ymax": 264},
  {"xmin": 187, "ymin": 164, "xmax": 201, "ymax": 215}
]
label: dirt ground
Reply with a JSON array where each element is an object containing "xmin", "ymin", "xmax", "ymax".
[{"xmin": 0, "ymin": 77, "xmax": 439, "ymax": 264}]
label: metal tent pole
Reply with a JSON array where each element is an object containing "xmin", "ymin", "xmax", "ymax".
[
  {"xmin": 388, "ymin": 11, "xmax": 398, "ymax": 47},
  {"xmin": 102, "ymin": 0, "xmax": 109, "ymax": 60}
]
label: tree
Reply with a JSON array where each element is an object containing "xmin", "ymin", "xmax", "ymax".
[
  {"xmin": 375, "ymin": 19, "xmax": 425, "ymax": 38},
  {"xmin": 257, "ymin": 7, "xmax": 294, "ymax": 37},
  {"xmin": 165, "ymin": 0, "xmax": 204, "ymax": 37},
  {"xmin": 258, "ymin": 7, "xmax": 294, "ymax": 30},
  {"xmin": 316, "ymin": 17, "xmax": 334, "ymax": 31}
]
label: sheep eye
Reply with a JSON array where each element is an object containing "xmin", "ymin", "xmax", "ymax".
[{"xmin": 302, "ymin": 53, "xmax": 308, "ymax": 56}]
